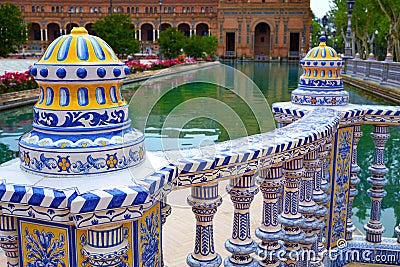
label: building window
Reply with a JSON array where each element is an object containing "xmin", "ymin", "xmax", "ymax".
[
  {"xmin": 21, "ymin": 5, "xmax": 25, "ymax": 12},
  {"xmin": 145, "ymin": 7, "xmax": 148, "ymax": 13},
  {"xmin": 154, "ymin": 7, "xmax": 157, "ymax": 13},
  {"xmin": 187, "ymin": 7, "xmax": 190, "ymax": 13},
  {"xmin": 90, "ymin": 7, "xmax": 93, "ymax": 13},
  {"xmin": 94, "ymin": 7, "xmax": 98, "ymax": 13},
  {"xmin": 201, "ymin": 7, "xmax": 204, "ymax": 13},
  {"xmin": 127, "ymin": 7, "xmax": 130, "ymax": 13},
  {"xmin": 150, "ymin": 7, "xmax": 153, "ymax": 13},
  {"xmin": 41, "ymin": 6, "xmax": 45, "ymax": 12},
  {"xmin": 164, "ymin": 7, "xmax": 167, "ymax": 13},
  {"xmin": 76, "ymin": 7, "xmax": 79, "ymax": 13},
  {"xmin": 61, "ymin": 7, "xmax": 64, "ymax": 12},
  {"xmin": 191, "ymin": 7, "xmax": 194, "ymax": 13},
  {"xmin": 210, "ymin": 7, "xmax": 213, "ymax": 13},
  {"xmin": 136, "ymin": 7, "xmax": 139, "ymax": 13},
  {"xmin": 52, "ymin": 6, "xmax": 55, "ymax": 12},
  {"xmin": 36, "ymin": 6, "xmax": 40, "ymax": 12},
  {"xmin": 168, "ymin": 7, "xmax": 171, "ymax": 13},
  {"xmin": 80, "ymin": 7, "xmax": 83, "ymax": 13},
  {"xmin": 173, "ymin": 7, "xmax": 176, "ymax": 13},
  {"xmin": 32, "ymin": 6, "xmax": 35, "ymax": 12},
  {"xmin": 99, "ymin": 7, "xmax": 102, "ymax": 13}
]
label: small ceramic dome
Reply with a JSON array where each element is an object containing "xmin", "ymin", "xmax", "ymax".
[
  {"xmin": 20, "ymin": 27, "xmax": 145, "ymax": 176},
  {"xmin": 291, "ymin": 36, "xmax": 348, "ymax": 106}
]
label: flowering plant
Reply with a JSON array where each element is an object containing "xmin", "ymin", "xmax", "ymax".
[
  {"xmin": 125, "ymin": 58, "xmax": 191, "ymax": 74},
  {"xmin": 0, "ymin": 70, "xmax": 38, "ymax": 94}
]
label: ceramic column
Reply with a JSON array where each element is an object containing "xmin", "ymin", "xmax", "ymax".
[
  {"xmin": 224, "ymin": 173, "xmax": 259, "ymax": 266},
  {"xmin": 187, "ymin": 183, "xmax": 222, "ymax": 267},
  {"xmin": 309, "ymin": 141, "xmax": 329, "ymax": 267},
  {"xmin": 81, "ymin": 224, "xmax": 129, "ymax": 266},
  {"xmin": 0, "ymin": 215, "xmax": 19, "ymax": 267},
  {"xmin": 346, "ymin": 124, "xmax": 363, "ymax": 240},
  {"xmin": 279, "ymin": 157, "xmax": 306, "ymax": 266},
  {"xmin": 318, "ymin": 136, "xmax": 333, "ymax": 254},
  {"xmin": 256, "ymin": 165, "xmax": 285, "ymax": 267},
  {"xmin": 364, "ymin": 125, "xmax": 390, "ymax": 243},
  {"xmin": 299, "ymin": 149, "xmax": 320, "ymax": 266}
]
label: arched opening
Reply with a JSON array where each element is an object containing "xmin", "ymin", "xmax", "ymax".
[
  {"xmin": 28, "ymin": 23, "xmax": 41, "ymax": 41},
  {"xmin": 47, "ymin": 23, "xmax": 61, "ymax": 41},
  {"xmin": 141, "ymin": 23, "xmax": 154, "ymax": 42},
  {"xmin": 178, "ymin": 23, "xmax": 191, "ymax": 37},
  {"xmin": 254, "ymin": 22, "xmax": 271, "ymax": 58},
  {"xmin": 161, "ymin": 23, "xmax": 171, "ymax": 32},
  {"xmin": 66, "ymin": 22, "xmax": 79, "ymax": 34},
  {"xmin": 196, "ymin": 23, "xmax": 209, "ymax": 36},
  {"xmin": 85, "ymin": 23, "xmax": 95, "ymax": 35}
]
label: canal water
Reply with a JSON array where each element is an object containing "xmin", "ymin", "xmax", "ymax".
[{"xmin": 0, "ymin": 61, "xmax": 398, "ymax": 237}]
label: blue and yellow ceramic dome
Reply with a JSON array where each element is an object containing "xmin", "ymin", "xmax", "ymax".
[
  {"xmin": 19, "ymin": 27, "xmax": 146, "ymax": 176},
  {"xmin": 291, "ymin": 36, "xmax": 348, "ymax": 106}
]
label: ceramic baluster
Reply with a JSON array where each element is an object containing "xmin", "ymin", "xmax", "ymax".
[{"xmin": 0, "ymin": 215, "xmax": 19, "ymax": 267}]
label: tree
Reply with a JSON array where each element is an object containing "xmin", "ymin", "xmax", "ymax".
[
  {"xmin": 375, "ymin": 0, "xmax": 400, "ymax": 60},
  {"xmin": 0, "ymin": 3, "xmax": 27, "ymax": 58},
  {"xmin": 92, "ymin": 13, "xmax": 140, "ymax": 58},
  {"xmin": 202, "ymin": 36, "xmax": 218, "ymax": 58},
  {"xmin": 183, "ymin": 35, "xmax": 204, "ymax": 59},
  {"xmin": 158, "ymin": 27, "xmax": 185, "ymax": 60}
]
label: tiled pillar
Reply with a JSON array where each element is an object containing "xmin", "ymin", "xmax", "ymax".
[
  {"xmin": 187, "ymin": 183, "xmax": 222, "ymax": 267},
  {"xmin": 161, "ymin": 196, "xmax": 171, "ymax": 266},
  {"xmin": 280, "ymin": 157, "xmax": 306, "ymax": 266},
  {"xmin": 364, "ymin": 125, "xmax": 390, "ymax": 243},
  {"xmin": 346, "ymin": 124, "xmax": 363, "ymax": 240},
  {"xmin": 299, "ymin": 149, "xmax": 320, "ymax": 265},
  {"xmin": 0, "ymin": 215, "xmax": 19, "ymax": 267},
  {"xmin": 81, "ymin": 224, "xmax": 129, "ymax": 266},
  {"xmin": 225, "ymin": 173, "xmax": 259, "ymax": 266},
  {"xmin": 256, "ymin": 165, "xmax": 285, "ymax": 267}
]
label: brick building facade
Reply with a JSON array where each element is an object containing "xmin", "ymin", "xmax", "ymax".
[{"xmin": 4, "ymin": 0, "xmax": 312, "ymax": 59}]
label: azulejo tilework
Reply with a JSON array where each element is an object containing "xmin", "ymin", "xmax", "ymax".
[
  {"xmin": 19, "ymin": 27, "xmax": 146, "ymax": 176},
  {"xmin": 292, "ymin": 36, "xmax": 349, "ymax": 106}
]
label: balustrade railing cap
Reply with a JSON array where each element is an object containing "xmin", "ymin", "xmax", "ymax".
[
  {"xmin": 292, "ymin": 36, "xmax": 349, "ymax": 106},
  {"xmin": 20, "ymin": 27, "xmax": 146, "ymax": 176}
]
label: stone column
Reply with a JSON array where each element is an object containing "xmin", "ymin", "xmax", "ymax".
[
  {"xmin": 81, "ymin": 223, "xmax": 129, "ymax": 267},
  {"xmin": 138, "ymin": 30, "xmax": 142, "ymax": 41},
  {"xmin": 256, "ymin": 165, "xmax": 285, "ymax": 267},
  {"xmin": 153, "ymin": 29, "xmax": 156, "ymax": 41},
  {"xmin": 44, "ymin": 29, "xmax": 48, "ymax": 41},
  {"xmin": 225, "ymin": 173, "xmax": 259, "ymax": 266},
  {"xmin": 299, "ymin": 149, "xmax": 320, "ymax": 265},
  {"xmin": 364, "ymin": 125, "xmax": 390, "ymax": 243},
  {"xmin": 0, "ymin": 215, "xmax": 19, "ymax": 267},
  {"xmin": 187, "ymin": 183, "xmax": 222, "ymax": 267},
  {"xmin": 346, "ymin": 124, "xmax": 363, "ymax": 240},
  {"xmin": 279, "ymin": 157, "xmax": 306, "ymax": 266},
  {"xmin": 40, "ymin": 29, "xmax": 44, "ymax": 41}
]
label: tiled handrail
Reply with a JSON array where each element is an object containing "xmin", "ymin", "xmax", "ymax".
[{"xmin": 346, "ymin": 58, "xmax": 400, "ymax": 85}]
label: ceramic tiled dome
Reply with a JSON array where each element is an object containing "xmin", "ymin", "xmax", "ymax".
[
  {"xmin": 20, "ymin": 27, "xmax": 145, "ymax": 176},
  {"xmin": 291, "ymin": 36, "xmax": 349, "ymax": 106}
]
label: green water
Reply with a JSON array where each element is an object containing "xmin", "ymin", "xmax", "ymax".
[{"xmin": 0, "ymin": 61, "xmax": 398, "ymax": 237}]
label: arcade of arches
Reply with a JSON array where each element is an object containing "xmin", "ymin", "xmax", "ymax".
[{"xmin": 9, "ymin": 0, "xmax": 312, "ymax": 59}]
